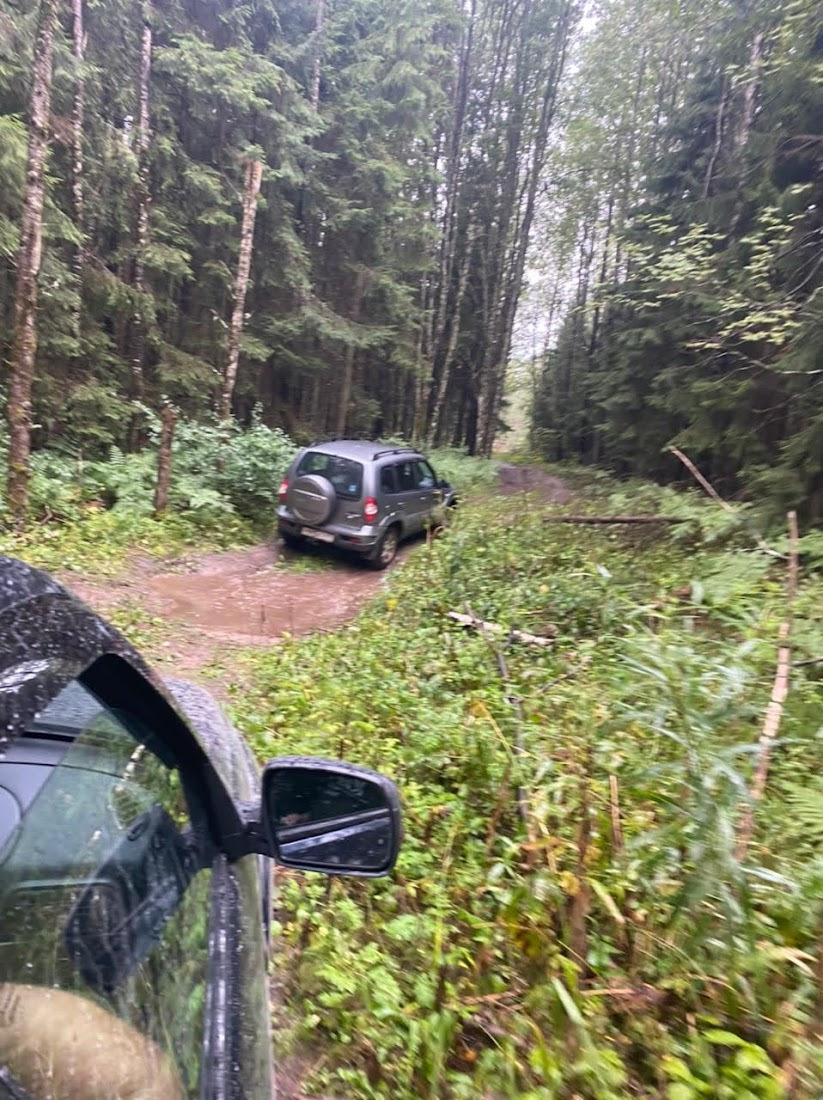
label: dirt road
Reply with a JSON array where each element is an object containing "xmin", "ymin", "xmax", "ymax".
[{"xmin": 61, "ymin": 465, "xmax": 571, "ymax": 680}]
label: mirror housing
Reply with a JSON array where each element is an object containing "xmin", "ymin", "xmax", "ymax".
[{"xmin": 261, "ymin": 757, "xmax": 402, "ymax": 877}]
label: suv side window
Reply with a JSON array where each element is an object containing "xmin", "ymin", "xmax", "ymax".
[
  {"xmin": 416, "ymin": 461, "xmax": 436, "ymax": 489},
  {"xmin": 0, "ymin": 680, "xmax": 211, "ymax": 1099},
  {"xmin": 394, "ymin": 461, "xmax": 418, "ymax": 492},
  {"xmin": 379, "ymin": 465, "xmax": 397, "ymax": 494}
]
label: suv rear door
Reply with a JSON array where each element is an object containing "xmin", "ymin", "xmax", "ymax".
[{"xmin": 290, "ymin": 451, "xmax": 365, "ymax": 532}]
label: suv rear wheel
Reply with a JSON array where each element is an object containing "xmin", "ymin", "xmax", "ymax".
[{"xmin": 368, "ymin": 526, "xmax": 399, "ymax": 570}]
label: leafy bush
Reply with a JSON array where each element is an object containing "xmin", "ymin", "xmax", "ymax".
[
  {"xmin": 427, "ymin": 447, "xmax": 501, "ymax": 496},
  {"xmin": 172, "ymin": 411, "xmax": 296, "ymax": 517},
  {"xmin": 2, "ymin": 409, "xmax": 297, "ymax": 527}
]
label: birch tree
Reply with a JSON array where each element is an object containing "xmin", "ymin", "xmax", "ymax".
[
  {"xmin": 220, "ymin": 157, "xmax": 263, "ymax": 421},
  {"xmin": 5, "ymin": 0, "xmax": 60, "ymax": 520}
]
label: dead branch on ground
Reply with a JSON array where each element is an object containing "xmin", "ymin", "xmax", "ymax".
[
  {"xmin": 447, "ymin": 610, "xmax": 555, "ymax": 646},
  {"xmin": 543, "ymin": 514, "xmax": 684, "ymax": 525}
]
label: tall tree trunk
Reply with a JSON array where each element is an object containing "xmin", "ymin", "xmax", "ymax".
[
  {"xmin": 735, "ymin": 33, "xmax": 764, "ymax": 153},
  {"xmin": 5, "ymin": 0, "xmax": 59, "ymax": 522},
  {"xmin": 130, "ymin": 15, "xmax": 152, "ymax": 414},
  {"xmin": 429, "ymin": 2, "xmax": 475, "ymax": 379},
  {"xmin": 310, "ymin": 0, "xmax": 324, "ymax": 112},
  {"xmin": 587, "ymin": 190, "xmax": 615, "ymax": 360},
  {"xmin": 71, "ymin": 0, "xmax": 86, "ymax": 292},
  {"xmin": 335, "ymin": 268, "xmax": 367, "ymax": 438},
  {"xmin": 153, "ymin": 403, "xmax": 178, "ymax": 516},
  {"xmin": 428, "ymin": 230, "xmax": 475, "ymax": 447},
  {"xmin": 221, "ymin": 158, "xmax": 263, "ymax": 420},
  {"xmin": 477, "ymin": 0, "xmax": 577, "ymax": 456},
  {"xmin": 702, "ymin": 75, "xmax": 729, "ymax": 200}
]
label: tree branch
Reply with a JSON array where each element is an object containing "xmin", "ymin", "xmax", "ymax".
[
  {"xmin": 543, "ymin": 514, "xmax": 684, "ymax": 525},
  {"xmin": 736, "ymin": 510, "xmax": 799, "ymax": 860},
  {"xmin": 668, "ymin": 446, "xmax": 783, "ymax": 557}
]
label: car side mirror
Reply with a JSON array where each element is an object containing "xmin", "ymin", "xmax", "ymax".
[{"xmin": 261, "ymin": 757, "xmax": 402, "ymax": 877}]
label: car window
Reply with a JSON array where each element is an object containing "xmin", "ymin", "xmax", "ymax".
[
  {"xmin": 379, "ymin": 465, "xmax": 396, "ymax": 494},
  {"xmin": 416, "ymin": 460, "xmax": 436, "ymax": 489},
  {"xmin": 0, "ymin": 679, "xmax": 212, "ymax": 1099},
  {"xmin": 394, "ymin": 461, "xmax": 418, "ymax": 492},
  {"xmin": 296, "ymin": 451, "xmax": 363, "ymax": 499}
]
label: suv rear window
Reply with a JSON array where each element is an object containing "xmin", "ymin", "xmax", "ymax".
[{"xmin": 296, "ymin": 452, "xmax": 364, "ymax": 500}]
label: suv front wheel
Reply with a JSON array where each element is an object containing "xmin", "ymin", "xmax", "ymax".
[{"xmin": 368, "ymin": 526, "xmax": 399, "ymax": 571}]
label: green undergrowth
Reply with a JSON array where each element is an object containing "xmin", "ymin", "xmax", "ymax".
[
  {"xmin": 0, "ymin": 506, "xmax": 256, "ymax": 576},
  {"xmin": 231, "ymin": 476, "xmax": 823, "ymax": 1099}
]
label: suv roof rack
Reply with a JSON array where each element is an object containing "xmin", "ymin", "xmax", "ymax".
[{"xmin": 372, "ymin": 446, "xmax": 418, "ymax": 459}]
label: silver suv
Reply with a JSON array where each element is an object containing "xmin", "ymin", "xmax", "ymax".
[{"xmin": 277, "ymin": 440, "xmax": 457, "ymax": 569}]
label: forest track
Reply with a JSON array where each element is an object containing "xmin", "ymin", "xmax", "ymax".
[
  {"xmin": 497, "ymin": 462, "xmax": 573, "ymax": 503},
  {"xmin": 60, "ymin": 465, "xmax": 570, "ymax": 686}
]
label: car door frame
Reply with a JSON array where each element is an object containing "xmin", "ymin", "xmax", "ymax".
[
  {"xmin": 0, "ymin": 574, "xmax": 272, "ymax": 1099},
  {"xmin": 413, "ymin": 459, "xmax": 438, "ymax": 528},
  {"xmin": 78, "ymin": 657, "xmax": 272, "ymax": 1100}
]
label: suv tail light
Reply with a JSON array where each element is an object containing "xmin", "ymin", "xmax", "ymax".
[
  {"xmin": 363, "ymin": 497, "xmax": 378, "ymax": 524},
  {"xmin": 278, "ymin": 478, "xmax": 288, "ymax": 504}
]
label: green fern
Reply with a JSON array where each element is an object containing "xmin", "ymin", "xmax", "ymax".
[{"xmin": 783, "ymin": 780, "xmax": 823, "ymax": 845}]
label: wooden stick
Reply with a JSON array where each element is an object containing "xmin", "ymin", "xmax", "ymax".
[
  {"xmin": 668, "ymin": 446, "xmax": 782, "ymax": 558},
  {"xmin": 465, "ymin": 603, "xmax": 535, "ymax": 845},
  {"xmin": 447, "ymin": 610, "xmax": 555, "ymax": 646},
  {"xmin": 543, "ymin": 514, "xmax": 684, "ymax": 525},
  {"xmin": 609, "ymin": 774, "xmax": 623, "ymax": 853},
  {"xmin": 736, "ymin": 510, "xmax": 799, "ymax": 860},
  {"xmin": 669, "ymin": 446, "xmax": 736, "ymax": 514}
]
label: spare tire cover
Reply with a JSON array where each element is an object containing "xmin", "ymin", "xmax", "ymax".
[{"xmin": 287, "ymin": 474, "xmax": 336, "ymax": 525}]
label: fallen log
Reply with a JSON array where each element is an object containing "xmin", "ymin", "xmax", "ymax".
[
  {"xmin": 447, "ymin": 610, "xmax": 555, "ymax": 647},
  {"xmin": 543, "ymin": 514, "xmax": 685, "ymax": 525}
]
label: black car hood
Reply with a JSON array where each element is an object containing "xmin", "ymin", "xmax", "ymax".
[{"xmin": 0, "ymin": 556, "xmax": 158, "ymax": 754}]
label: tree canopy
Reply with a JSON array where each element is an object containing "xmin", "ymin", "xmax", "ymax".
[
  {"xmin": 529, "ymin": 0, "xmax": 823, "ymax": 521},
  {"xmin": 1, "ymin": 0, "xmax": 821, "ymax": 518}
]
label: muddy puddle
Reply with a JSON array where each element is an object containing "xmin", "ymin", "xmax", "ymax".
[{"xmin": 146, "ymin": 542, "xmax": 404, "ymax": 642}]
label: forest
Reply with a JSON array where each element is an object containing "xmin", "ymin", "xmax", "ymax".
[
  {"xmin": 528, "ymin": 0, "xmax": 823, "ymax": 522},
  {"xmin": 2, "ymin": 0, "xmax": 823, "ymax": 1096},
  {"xmin": 1, "ymin": 0, "xmax": 577, "ymax": 521},
  {"xmin": 1, "ymin": 0, "xmax": 821, "ymax": 522}
]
